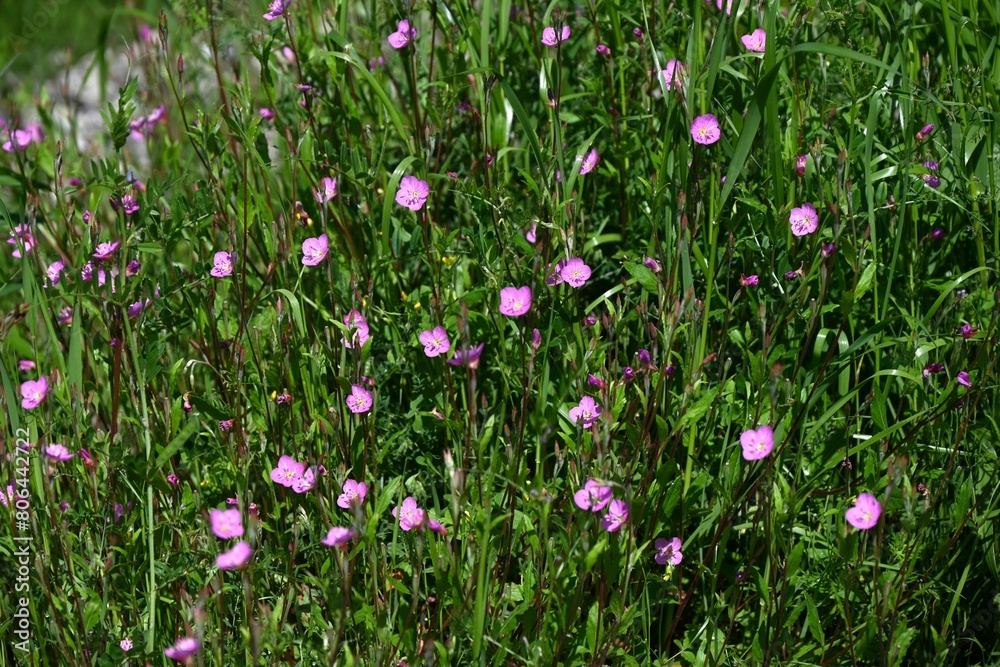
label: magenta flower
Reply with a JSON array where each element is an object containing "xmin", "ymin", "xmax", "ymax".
[
  {"xmin": 388, "ymin": 19, "xmax": 418, "ymax": 48},
  {"xmin": 573, "ymin": 479, "xmax": 613, "ymax": 512},
  {"xmin": 292, "ymin": 467, "xmax": 315, "ymax": 493},
  {"xmin": 740, "ymin": 425, "xmax": 774, "ymax": 461},
  {"xmin": 499, "ymin": 286, "xmax": 532, "ymax": 317},
  {"xmin": 93, "ymin": 241, "xmax": 120, "ymax": 261},
  {"xmin": 568, "ymin": 396, "xmax": 602, "ymax": 428},
  {"xmin": 740, "ymin": 274, "xmax": 759, "ymax": 287},
  {"xmin": 346, "ymin": 384, "xmax": 373, "ymax": 414},
  {"xmin": 120, "ymin": 638, "xmax": 133, "ymax": 652},
  {"xmin": 209, "ymin": 508, "xmax": 244, "ymax": 539},
  {"xmin": 796, "ymin": 154, "xmax": 808, "ymax": 176},
  {"xmin": 654, "ymin": 536, "xmax": 683, "ymax": 565},
  {"xmin": 427, "ymin": 518, "xmax": 448, "ymax": 536},
  {"xmin": 917, "ymin": 123, "xmax": 935, "ymax": 141},
  {"xmin": 396, "ymin": 175, "xmax": 430, "ymax": 211},
  {"xmin": 301, "ymin": 234, "xmax": 329, "ymax": 266},
  {"xmin": 789, "ymin": 203, "xmax": 819, "ymax": 236},
  {"xmin": 259, "ymin": 108, "xmax": 275, "ymax": 120},
  {"xmin": 660, "ymin": 60, "xmax": 685, "ymax": 90},
  {"xmin": 121, "ymin": 195, "xmax": 140, "ymax": 216},
  {"xmin": 321, "ymin": 526, "xmax": 354, "ymax": 547},
  {"xmin": 546, "ymin": 258, "xmax": 568, "ymax": 286},
  {"xmin": 337, "ymin": 479, "xmax": 369, "ymax": 508},
  {"xmin": 597, "ymin": 44, "xmax": 610, "ymax": 55},
  {"xmin": 587, "ymin": 374, "xmax": 606, "ymax": 389},
  {"xmin": 216, "ymin": 541, "xmax": 253, "ymax": 570},
  {"xmin": 21, "ymin": 377, "xmax": 49, "ymax": 410},
  {"xmin": 127, "ymin": 301, "xmax": 145, "ymax": 319},
  {"xmin": 7, "ymin": 224, "xmax": 35, "ymax": 258},
  {"xmin": 263, "ymin": 0, "xmax": 287, "ymax": 21},
  {"xmin": 315, "ymin": 176, "xmax": 338, "ymax": 203},
  {"xmin": 525, "ymin": 223, "xmax": 537, "ymax": 243},
  {"xmin": 644, "ymin": 257, "xmax": 662, "ymax": 272},
  {"xmin": 741, "ymin": 29, "xmax": 766, "ymax": 52},
  {"xmin": 961, "ymin": 324, "xmax": 978, "ymax": 339},
  {"xmin": 126, "ymin": 259, "xmax": 141, "ymax": 276},
  {"xmin": 164, "ymin": 637, "xmax": 200, "ymax": 661},
  {"xmin": 922, "ymin": 362, "xmax": 945, "ymax": 378},
  {"xmin": 447, "ymin": 343, "xmax": 485, "ymax": 369},
  {"xmin": 579, "ymin": 148, "xmax": 599, "ymax": 175},
  {"xmin": 45, "ymin": 260, "xmax": 64, "ymax": 286},
  {"xmin": 270, "ymin": 455, "xmax": 305, "ymax": 487},
  {"xmin": 690, "ymin": 114, "xmax": 721, "ymax": 145},
  {"xmin": 18, "ymin": 360, "xmax": 35, "ymax": 372},
  {"xmin": 2, "ymin": 124, "xmax": 43, "ymax": 152},
  {"xmin": 922, "ymin": 161, "xmax": 940, "ymax": 189},
  {"xmin": 419, "ymin": 326, "xmax": 451, "ymax": 357},
  {"xmin": 601, "ymin": 499, "xmax": 629, "ymax": 532},
  {"xmin": 845, "ymin": 492, "xmax": 882, "ymax": 530},
  {"xmin": 211, "ymin": 251, "xmax": 234, "ymax": 278},
  {"xmin": 45, "ymin": 444, "xmax": 74, "ymax": 461},
  {"xmin": 560, "ymin": 258, "xmax": 592, "ymax": 288},
  {"xmin": 541, "ymin": 25, "xmax": 570, "ymax": 47},
  {"xmin": 956, "ymin": 371, "xmax": 971, "ymax": 387},
  {"xmin": 392, "ymin": 496, "xmax": 426, "ymax": 531},
  {"xmin": 342, "ymin": 310, "xmax": 371, "ymax": 348}
]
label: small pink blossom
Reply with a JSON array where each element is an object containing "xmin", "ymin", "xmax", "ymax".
[
  {"xmin": 741, "ymin": 29, "xmax": 766, "ymax": 52},
  {"xmin": 419, "ymin": 326, "xmax": 451, "ymax": 357},
  {"xmin": 447, "ymin": 343, "xmax": 485, "ymax": 369},
  {"xmin": 321, "ymin": 526, "xmax": 354, "ymax": 547},
  {"xmin": 917, "ymin": 124, "xmax": 935, "ymax": 141},
  {"xmin": 121, "ymin": 195, "xmax": 140, "ymax": 216},
  {"xmin": 740, "ymin": 425, "xmax": 774, "ymax": 461},
  {"xmin": 270, "ymin": 455, "xmax": 305, "ymax": 487},
  {"xmin": 337, "ymin": 479, "xmax": 369, "ymax": 508},
  {"xmin": 691, "ymin": 114, "xmax": 721, "ymax": 145},
  {"xmin": 393, "ymin": 496, "xmax": 425, "ymax": 531},
  {"xmin": 796, "ymin": 154, "xmax": 808, "ymax": 176},
  {"xmin": 315, "ymin": 176, "xmax": 338, "ymax": 203},
  {"xmin": 301, "ymin": 234, "xmax": 329, "ymax": 266},
  {"xmin": 573, "ymin": 479, "xmax": 612, "ymax": 512},
  {"xmin": 956, "ymin": 371, "xmax": 971, "ymax": 387},
  {"xmin": 961, "ymin": 324, "xmax": 978, "ymax": 339},
  {"xmin": 546, "ymin": 258, "xmax": 568, "ymax": 286},
  {"xmin": 292, "ymin": 467, "xmax": 315, "ymax": 493},
  {"xmin": 7, "ymin": 224, "xmax": 34, "ymax": 258},
  {"xmin": 388, "ymin": 19, "xmax": 418, "ymax": 48},
  {"xmin": 579, "ymin": 148, "xmax": 599, "ymax": 175},
  {"xmin": 845, "ymin": 492, "xmax": 881, "ymax": 530},
  {"xmin": 645, "ymin": 257, "xmax": 662, "ymax": 272},
  {"xmin": 346, "ymin": 384, "xmax": 373, "ymax": 413},
  {"xmin": 560, "ymin": 258, "xmax": 592, "ymax": 288},
  {"xmin": 164, "ymin": 637, "xmax": 200, "ymax": 662},
  {"xmin": 120, "ymin": 638, "xmax": 133, "ymax": 652},
  {"xmin": 211, "ymin": 251, "xmax": 234, "ymax": 278},
  {"xmin": 395, "ymin": 175, "xmax": 430, "ymax": 211},
  {"xmin": 46, "ymin": 260, "xmax": 65, "ymax": 286},
  {"xmin": 740, "ymin": 274, "xmax": 758, "ymax": 287},
  {"xmin": 93, "ymin": 241, "xmax": 120, "ymax": 261},
  {"xmin": 654, "ymin": 536, "xmax": 683, "ymax": 565},
  {"xmin": 597, "ymin": 44, "xmax": 610, "ymax": 55},
  {"xmin": 789, "ymin": 203, "xmax": 819, "ymax": 236},
  {"xmin": 259, "ymin": 108, "xmax": 275, "ymax": 120},
  {"xmin": 568, "ymin": 396, "xmax": 602, "ymax": 428},
  {"xmin": 342, "ymin": 310, "xmax": 371, "ymax": 348},
  {"xmin": 21, "ymin": 377, "xmax": 49, "ymax": 410},
  {"xmin": 263, "ymin": 0, "xmax": 287, "ymax": 21},
  {"xmin": 525, "ymin": 223, "xmax": 537, "ymax": 243},
  {"xmin": 18, "ymin": 360, "xmax": 35, "ymax": 372},
  {"xmin": 601, "ymin": 499, "xmax": 629, "ymax": 532},
  {"xmin": 45, "ymin": 444, "xmax": 74, "ymax": 461},
  {"xmin": 499, "ymin": 286, "xmax": 532, "ymax": 317},
  {"xmin": 541, "ymin": 25, "xmax": 571, "ymax": 47},
  {"xmin": 216, "ymin": 541, "xmax": 253, "ymax": 570},
  {"xmin": 660, "ymin": 60, "xmax": 685, "ymax": 90},
  {"xmin": 209, "ymin": 508, "xmax": 244, "ymax": 539}
]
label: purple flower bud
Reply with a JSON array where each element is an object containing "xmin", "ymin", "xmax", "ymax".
[
  {"xmin": 637, "ymin": 349, "xmax": 652, "ymax": 368},
  {"xmin": 664, "ymin": 364, "xmax": 676, "ymax": 376},
  {"xmin": 597, "ymin": 44, "xmax": 610, "ymax": 55},
  {"xmin": 584, "ymin": 316, "xmax": 597, "ymax": 326},
  {"xmin": 930, "ymin": 228, "xmax": 945, "ymax": 240},
  {"xmin": 784, "ymin": 270, "xmax": 799, "ymax": 280},
  {"xmin": 586, "ymin": 374, "xmax": 606, "ymax": 389},
  {"xmin": 532, "ymin": 328, "xmax": 542, "ymax": 351},
  {"xmin": 126, "ymin": 259, "xmax": 141, "ymax": 276},
  {"xmin": 821, "ymin": 242, "xmax": 836, "ymax": 258},
  {"xmin": 167, "ymin": 473, "xmax": 179, "ymax": 485},
  {"xmin": 917, "ymin": 123, "xmax": 934, "ymax": 141},
  {"xmin": 961, "ymin": 324, "xmax": 978, "ymax": 339},
  {"xmin": 622, "ymin": 366, "xmax": 636, "ymax": 381}
]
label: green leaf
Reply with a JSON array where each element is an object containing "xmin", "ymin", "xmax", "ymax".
[{"xmin": 624, "ymin": 261, "xmax": 659, "ymax": 294}]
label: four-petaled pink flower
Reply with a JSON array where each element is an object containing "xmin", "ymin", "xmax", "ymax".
[
  {"xmin": 120, "ymin": 638, "xmax": 133, "ymax": 652},
  {"xmin": 337, "ymin": 479, "xmax": 369, "ymax": 508},
  {"xmin": 789, "ymin": 203, "xmax": 819, "ymax": 236},
  {"xmin": 21, "ymin": 377, "xmax": 49, "ymax": 410},
  {"xmin": 447, "ymin": 343, "xmax": 485, "ymax": 369},
  {"xmin": 263, "ymin": 0, "xmax": 287, "ymax": 21},
  {"xmin": 209, "ymin": 508, "xmax": 244, "ymax": 539},
  {"xmin": 396, "ymin": 175, "xmax": 430, "ymax": 211},
  {"xmin": 579, "ymin": 148, "xmax": 599, "ymax": 175},
  {"xmin": 322, "ymin": 526, "xmax": 354, "ymax": 547},
  {"xmin": 601, "ymin": 499, "xmax": 629, "ymax": 532},
  {"xmin": 499, "ymin": 286, "xmax": 532, "ymax": 317},
  {"xmin": 419, "ymin": 326, "xmax": 451, "ymax": 357},
  {"xmin": 342, "ymin": 310, "xmax": 371, "ymax": 348},
  {"xmin": 216, "ymin": 541, "xmax": 253, "ymax": 570},
  {"xmin": 560, "ymin": 258, "xmax": 592, "ymax": 288},
  {"xmin": 654, "ymin": 536, "xmax": 683, "ymax": 565},
  {"xmin": 573, "ymin": 479, "xmax": 613, "ymax": 512},
  {"xmin": 741, "ymin": 29, "xmax": 766, "ymax": 52},
  {"xmin": 346, "ymin": 384, "xmax": 373, "ymax": 413},
  {"xmin": 292, "ymin": 467, "xmax": 315, "ymax": 493},
  {"xmin": 541, "ymin": 25, "xmax": 570, "ymax": 47},
  {"xmin": 301, "ymin": 234, "xmax": 329, "ymax": 266},
  {"xmin": 690, "ymin": 114, "xmax": 721, "ymax": 145},
  {"xmin": 388, "ymin": 19, "xmax": 418, "ymax": 48},
  {"xmin": 845, "ymin": 492, "xmax": 882, "ymax": 530},
  {"xmin": 164, "ymin": 636, "xmax": 200, "ymax": 662},
  {"xmin": 315, "ymin": 176, "xmax": 338, "ymax": 203},
  {"xmin": 45, "ymin": 444, "xmax": 74, "ymax": 461},
  {"xmin": 660, "ymin": 60, "xmax": 685, "ymax": 90},
  {"xmin": 740, "ymin": 425, "xmax": 774, "ymax": 461},
  {"xmin": 568, "ymin": 396, "xmax": 602, "ymax": 428},
  {"xmin": 393, "ymin": 496, "xmax": 426, "ymax": 531},
  {"xmin": 93, "ymin": 241, "xmax": 120, "ymax": 261},
  {"xmin": 211, "ymin": 251, "xmax": 233, "ymax": 278},
  {"xmin": 270, "ymin": 455, "xmax": 305, "ymax": 487}
]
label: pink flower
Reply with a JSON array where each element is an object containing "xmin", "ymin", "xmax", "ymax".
[
  {"xmin": 164, "ymin": 636, "xmax": 200, "ymax": 661},
  {"xmin": 270, "ymin": 455, "xmax": 305, "ymax": 487},
  {"xmin": 789, "ymin": 203, "xmax": 819, "ymax": 236},
  {"xmin": 263, "ymin": 0, "xmax": 287, "ymax": 21},
  {"xmin": 654, "ymin": 536, "xmax": 683, "ymax": 565},
  {"xmin": 321, "ymin": 526, "xmax": 354, "ymax": 547},
  {"xmin": 315, "ymin": 176, "xmax": 338, "ymax": 203},
  {"xmin": 120, "ymin": 638, "xmax": 133, "ymax": 652},
  {"xmin": 419, "ymin": 326, "xmax": 451, "ymax": 357},
  {"xmin": 541, "ymin": 25, "xmax": 571, "ymax": 47},
  {"xmin": 342, "ymin": 310, "xmax": 371, "ymax": 348},
  {"xmin": 346, "ymin": 384, "xmax": 373, "ymax": 413},
  {"xmin": 93, "ymin": 241, "xmax": 120, "ymax": 261},
  {"xmin": 961, "ymin": 324, "xmax": 978, "ymax": 339},
  {"xmin": 427, "ymin": 518, "xmax": 448, "ymax": 536},
  {"xmin": 560, "ymin": 258, "xmax": 592, "ymax": 288},
  {"xmin": 393, "ymin": 496, "xmax": 425, "ymax": 531},
  {"xmin": 21, "ymin": 377, "xmax": 49, "ymax": 410},
  {"xmin": 712, "ymin": 0, "xmax": 734, "ymax": 14},
  {"xmin": 7, "ymin": 224, "xmax": 34, "ymax": 258},
  {"xmin": 845, "ymin": 492, "xmax": 881, "ymax": 530},
  {"xmin": 660, "ymin": 60, "xmax": 685, "ymax": 90},
  {"xmin": 740, "ymin": 425, "xmax": 774, "ymax": 460},
  {"xmin": 301, "ymin": 234, "xmax": 329, "ymax": 266},
  {"xmin": 956, "ymin": 371, "xmax": 971, "ymax": 387},
  {"xmin": 292, "ymin": 467, "xmax": 315, "ymax": 493},
  {"xmin": 917, "ymin": 124, "xmax": 935, "ymax": 141},
  {"xmin": 337, "ymin": 479, "xmax": 369, "ymax": 508},
  {"xmin": 209, "ymin": 508, "xmax": 244, "ymax": 539},
  {"xmin": 568, "ymin": 396, "xmax": 602, "ymax": 428},
  {"xmin": 45, "ymin": 444, "xmax": 74, "ymax": 461},
  {"xmin": 259, "ymin": 108, "xmax": 275, "ymax": 120},
  {"xmin": 216, "ymin": 541, "xmax": 253, "ymax": 570},
  {"xmin": 388, "ymin": 19, "xmax": 418, "ymax": 48},
  {"xmin": 579, "ymin": 148, "xmax": 599, "ymax": 175},
  {"xmin": 645, "ymin": 257, "xmax": 662, "ymax": 272},
  {"xmin": 740, "ymin": 274, "xmax": 758, "ymax": 287},
  {"xmin": 121, "ymin": 195, "xmax": 140, "ymax": 215},
  {"xmin": 447, "ymin": 343, "xmax": 485, "ymax": 369},
  {"xmin": 46, "ymin": 260, "xmax": 64, "ymax": 286},
  {"xmin": 690, "ymin": 114, "xmax": 721, "ymax": 145},
  {"xmin": 546, "ymin": 258, "xmax": 568, "ymax": 286},
  {"xmin": 597, "ymin": 44, "xmax": 610, "ymax": 55},
  {"xmin": 741, "ymin": 29, "xmax": 766, "ymax": 52},
  {"xmin": 525, "ymin": 223, "xmax": 537, "ymax": 243},
  {"xmin": 499, "ymin": 286, "xmax": 532, "ymax": 317},
  {"xmin": 395, "ymin": 175, "xmax": 430, "ymax": 211},
  {"xmin": 2, "ymin": 124, "xmax": 43, "ymax": 152},
  {"xmin": 573, "ymin": 479, "xmax": 613, "ymax": 512},
  {"xmin": 211, "ymin": 251, "xmax": 234, "ymax": 278},
  {"xmin": 601, "ymin": 499, "xmax": 629, "ymax": 532},
  {"xmin": 795, "ymin": 154, "xmax": 808, "ymax": 176},
  {"xmin": 18, "ymin": 360, "xmax": 35, "ymax": 372},
  {"xmin": 922, "ymin": 161, "xmax": 940, "ymax": 189}
]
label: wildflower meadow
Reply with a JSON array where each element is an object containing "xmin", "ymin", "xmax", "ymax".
[{"xmin": 1, "ymin": 0, "xmax": 999, "ymax": 664}]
